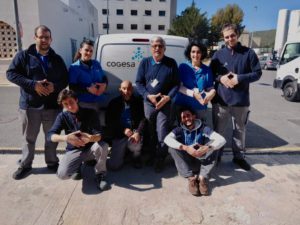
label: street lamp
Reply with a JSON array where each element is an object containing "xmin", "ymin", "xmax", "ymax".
[
  {"xmin": 106, "ymin": 0, "xmax": 109, "ymax": 34},
  {"xmin": 13, "ymin": 0, "xmax": 22, "ymax": 51},
  {"xmin": 250, "ymin": 6, "xmax": 258, "ymax": 48}
]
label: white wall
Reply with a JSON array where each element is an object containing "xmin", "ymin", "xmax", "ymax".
[{"xmin": 0, "ymin": 0, "xmax": 98, "ymax": 66}]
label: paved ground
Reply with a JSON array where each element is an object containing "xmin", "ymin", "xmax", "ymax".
[
  {"xmin": 1, "ymin": 59, "xmax": 300, "ymax": 224},
  {"xmin": 0, "ymin": 153, "xmax": 299, "ymax": 225}
]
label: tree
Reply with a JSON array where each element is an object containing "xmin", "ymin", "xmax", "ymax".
[
  {"xmin": 210, "ymin": 4, "xmax": 245, "ymax": 45},
  {"xmin": 168, "ymin": 2, "xmax": 210, "ymax": 43}
]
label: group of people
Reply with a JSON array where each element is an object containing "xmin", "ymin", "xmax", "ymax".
[{"xmin": 6, "ymin": 23, "xmax": 262, "ymax": 196}]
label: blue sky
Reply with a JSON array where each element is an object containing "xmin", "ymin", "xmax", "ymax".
[{"xmin": 177, "ymin": 0, "xmax": 300, "ymax": 32}]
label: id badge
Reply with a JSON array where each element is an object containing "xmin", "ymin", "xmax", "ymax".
[{"xmin": 151, "ymin": 79, "xmax": 159, "ymax": 88}]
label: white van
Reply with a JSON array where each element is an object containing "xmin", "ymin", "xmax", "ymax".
[
  {"xmin": 94, "ymin": 33, "xmax": 189, "ymax": 102},
  {"xmin": 273, "ymin": 37, "xmax": 300, "ymax": 102}
]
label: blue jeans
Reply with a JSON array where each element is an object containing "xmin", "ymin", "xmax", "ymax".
[
  {"xmin": 144, "ymin": 101, "xmax": 171, "ymax": 159},
  {"xmin": 169, "ymin": 147, "xmax": 218, "ymax": 178}
]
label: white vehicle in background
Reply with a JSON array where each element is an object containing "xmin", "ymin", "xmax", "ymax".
[
  {"xmin": 273, "ymin": 38, "xmax": 300, "ymax": 102},
  {"xmin": 94, "ymin": 33, "xmax": 188, "ymax": 102}
]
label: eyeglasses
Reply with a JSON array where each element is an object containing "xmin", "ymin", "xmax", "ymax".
[
  {"xmin": 224, "ymin": 34, "xmax": 237, "ymax": 39},
  {"xmin": 151, "ymin": 44, "xmax": 164, "ymax": 49},
  {"xmin": 36, "ymin": 36, "xmax": 51, "ymax": 40}
]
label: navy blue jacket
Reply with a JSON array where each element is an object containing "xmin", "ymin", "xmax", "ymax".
[
  {"xmin": 105, "ymin": 95, "xmax": 146, "ymax": 139},
  {"xmin": 135, "ymin": 56, "xmax": 180, "ymax": 101},
  {"xmin": 47, "ymin": 107, "xmax": 102, "ymax": 151},
  {"xmin": 210, "ymin": 43, "xmax": 262, "ymax": 106},
  {"xmin": 6, "ymin": 44, "xmax": 68, "ymax": 109}
]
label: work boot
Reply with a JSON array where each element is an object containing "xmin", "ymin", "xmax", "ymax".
[
  {"xmin": 232, "ymin": 158, "xmax": 251, "ymax": 171},
  {"xmin": 199, "ymin": 177, "xmax": 209, "ymax": 196},
  {"xmin": 188, "ymin": 176, "xmax": 200, "ymax": 196},
  {"xmin": 12, "ymin": 167, "xmax": 32, "ymax": 180},
  {"xmin": 71, "ymin": 165, "xmax": 82, "ymax": 180},
  {"xmin": 132, "ymin": 156, "xmax": 142, "ymax": 169},
  {"xmin": 47, "ymin": 163, "xmax": 59, "ymax": 173},
  {"xmin": 154, "ymin": 158, "xmax": 164, "ymax": 173},
  {"xmin": 96, "ymin": 173, "xmax": 110, "ymax": 191}
]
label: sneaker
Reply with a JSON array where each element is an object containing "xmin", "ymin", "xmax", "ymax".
[
  {"xmin": 188, "ymin": 176, "xmax": 200, "ymax": 196},
  {"xmin": 232, "ymin": 158, "xmax": 251, "ymax": 171},
  {"xmin": 47, "ymin": 163, "xmax": 59, "ymax": 172},
  {"xmin": 12, "ymin": 167, "xmax": 32, "ymax": 180},
  {"xmin": 96, "ymin": 174, "xmax": 110, "ymax": 191},
  {"xmin": 199, "ymin": 177, "xmax": 209, "ymax": 196},
  {"xmin": 71, "ymin": 170, "xmax": 82, "ymax": 180},
  {"xmin": 132, "ymin": 156, "xmax": 142, "ymax": 169},
  {"xmin": 154, "ymin": 158, "xmax": 164, "ymax": 173}
]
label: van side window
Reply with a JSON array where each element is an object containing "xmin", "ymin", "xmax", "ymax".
[{"xmin": 280, "ymin": 43, "xmax": 300, "ymax": 65}]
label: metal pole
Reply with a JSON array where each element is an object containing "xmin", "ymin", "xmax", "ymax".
[
  {"xmin": 13, "ymin": 0, "xmax": 22, "ymax": 51},
  {"xmin": 106, "ymin": 0, "xmax": 109, "ymax": 34}
]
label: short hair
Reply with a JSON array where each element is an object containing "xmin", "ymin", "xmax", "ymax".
[
  {"xmin": 221, "ymin": 23, "xmax": 239, "ymax": 36},
  {"xmin": 184, "ymin": 40, "xmax": 208, "ymax": 61},
  {"xmin": 34, "ymin": 25, "xmax": 51, "ymax": 37},
  {"xmin": 57, "ymin": 89, "xmax": 77, "ymax": 106},
  {"xmin": 177, "ymin": 106, "xmax": 196, "ymax": 120},
  {"xmin": 150, "ymin": 36, "xmax": 166, "ymax": 47}
]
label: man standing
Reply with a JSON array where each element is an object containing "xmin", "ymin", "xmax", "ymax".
[
  {"xmin": 136, "ymin": 36, "xmax": 180, "ymax": 172},
  {"xmin": 164, "ymin": 108, "xmax": 226, "ymax": 196},
  {"xmin": 6, "ymin": 25, "xmax": 68, "ymax": 179},
  {"xmin": 106, "ymin": 80, "xmax": 145, "ymax": 170},
  {"xmin": 210, "ymin": 24, "xmax": 262, "ymax": 171}
]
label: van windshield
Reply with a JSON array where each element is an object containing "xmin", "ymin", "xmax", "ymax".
[{"xmin": 280, "ymin": 43, "xmax": 300, "ymax": 65}]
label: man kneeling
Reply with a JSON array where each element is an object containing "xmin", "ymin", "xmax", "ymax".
[
  {"xmin": 47, "ymin": 89, "xmax": 110, "ymax": 191},
  {"xmin": 164, "ymin": 107, "xmax": 226, "ymax": 196}
]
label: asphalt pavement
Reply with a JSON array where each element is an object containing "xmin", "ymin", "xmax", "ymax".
[{"xmin": 0, "ymin": 59, "xmax": 300, "ymax": 225}]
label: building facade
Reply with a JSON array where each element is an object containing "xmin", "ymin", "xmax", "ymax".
[
  {"xmin": 90, "ymin": 0, "xmax": 177, "ymax": 35},
  {"xmin": 0, "ymin": 0, "xmax": 98, "ymax": 65}
]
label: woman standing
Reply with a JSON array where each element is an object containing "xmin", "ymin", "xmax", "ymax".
[
  {"xmin": 69, "ymin": 39, "xmax": 108, "ymax": 115},
  {"xmin": 174, "ymin": 41, "xmax": 215, "ymax": 122}
]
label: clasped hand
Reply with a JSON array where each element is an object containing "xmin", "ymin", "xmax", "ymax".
[
  {"xmin": 220, "ymin": 72, "xmax": 238, "ymax": 88},
  {"xmin": 147, "ymin": 93, "xmax": 170, "ymax": 110},
  {"xmin": 35, "ymin": 79, "xmax": 54, "ymax": 96},
  {"xmin": 66, "ymin": 131, "xmax": 101, "ymax": 148}
]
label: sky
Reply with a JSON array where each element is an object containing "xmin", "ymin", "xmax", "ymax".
[{"xmin": 177, "ymin": 0, "xmax": 300, "ymax": 32}]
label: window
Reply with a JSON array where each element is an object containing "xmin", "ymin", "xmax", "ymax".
[
  {"xmin": 145, "ymin": 0, "xmax": 151, "ymax": 1},
  {"xmin": 116, "ymin": 9, "xmax": 123, "ymax": 15},
  {"xmin": 102, "ymin": 9, "xmax": 108, "ymax": 15},
  {"xmin": 280, "ymin": 43, "xmax": 300, "ymax": 65},
  {"xmin": 131, "ymin": 10, "xmax": 138, "ymax": 16},
  {"xmin": 159, "ymin": 10, "xmax": 165, "ymax": 16},
  {"xmin": 159, "ymin": 0, "xmax": 166, "ymax": 2},
  {"xmin": 158, "ymin": 25, "xmax": 165, "ymax": 30},
  {"xmin": 131, "ymin": 24, "xmax": 138, "ymax": 30},
  {"xmin": 103, "ymin": 23, "xmax": 109, "ymax": 29},
  {"xmin": 117, "ymin": 24, "xmax": 124, "ymax": 30},
  {"xmin": 144, "ymin": 24, "xmax": 151, "ymax": 30},
  {"xmin": 70, "ymin": 39, "xmax": 77, "ymax": 62},
  {"xmin": 145, "ymin": 10, "xmax": 151, "ymax": 16}
]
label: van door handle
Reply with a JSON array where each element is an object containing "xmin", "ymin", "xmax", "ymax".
[{"xmin": 295, "ymin": 68, "xmax": 299, "ymax": 73}]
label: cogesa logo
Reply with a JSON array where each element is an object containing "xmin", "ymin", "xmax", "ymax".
[{"xmin": 106, "ymin": 47, "xmax": 145, "ymax": 68}]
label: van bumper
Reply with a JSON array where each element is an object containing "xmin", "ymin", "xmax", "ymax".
[{"xmin": 273, "ymin": 79, "xmax": 283, "ymax": 89}]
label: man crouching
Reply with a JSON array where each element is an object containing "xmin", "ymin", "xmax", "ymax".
[
  {"xmin": 164, "ymin": 107, "xmax": 226, "ymax": 196},
  {"xmin": 47, "ymin": 89, "xmax": 110, "ymax": 191}
]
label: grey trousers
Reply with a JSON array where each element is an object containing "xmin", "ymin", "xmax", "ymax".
[
  {"xmin": 19, "ymin": 108, "xmax": 60, "ymax": 168},
  {"xmin": 144, "ymin": 101, "xmax": 170, "ymax": 159},
  {"xmin": 212, "ymin": 104, "xmax": 250, "ymax": 159},
  {"xmin": 107, "ymin": 137, "xmax": 142, "ymax": 170},
  {"xmin": 57, "ymin": 142, "xmax": 108, "ymax": 179},
  {"xmin": 169, "ymin": 147, "xmax": 218, "ymax": 179}
]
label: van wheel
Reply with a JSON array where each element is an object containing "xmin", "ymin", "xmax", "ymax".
[{"xmin": 283, "ymin": 82, "xmax": 298, "ymax": 102}]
